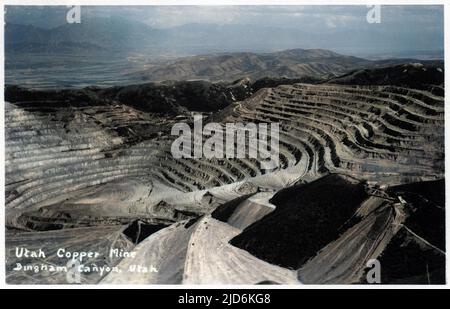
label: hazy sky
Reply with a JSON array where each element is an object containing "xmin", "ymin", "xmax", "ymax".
[
  {"xmin": 5, "ymin": 5, "xmax": 444, "ymax": 57},
  {"xmin": 6, "ymin": 5, "xmax": 443, "ymax": 31}
]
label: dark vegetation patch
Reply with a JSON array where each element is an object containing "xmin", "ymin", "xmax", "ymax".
[
  {"xmin": 5, "ymin": 78, "xmax": 252, "ymax": 114},
  {"xmin": 100, "ymin": 81, "xmax": 234, "ymax": 113},
  {"xmin": 5, "ymin": 76, "xmax": 323, "ymax": 117},
  {"xmin": 326, "ymin": 62, "xmax": 444, "ymax": 89},
  {"xmin": 4, "ymin": 85, "xmax": 107, "ymax": 108},
  {"xmin": 251, "ymin": 76, "xmax": 323, "ymax": 92}
]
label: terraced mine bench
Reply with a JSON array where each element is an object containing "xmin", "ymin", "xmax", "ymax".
[{"xmin": 5, "ymin": 79, "xmax": 445, "ymax": 284}]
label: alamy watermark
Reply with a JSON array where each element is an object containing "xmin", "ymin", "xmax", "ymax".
[
  {"xmin": 366, "ymin": 259, "xmax": 381, "ymax": 283},
  {"xmin": 66, "ymin": 5, "xmax": 81, "ymax": 24},
  {"xmin": 171, "ymin": 114, "xmax": 280, "ymax": 171},
  {"xmin": 366, "ymin": 5, "xmax": 381, "ymax": 24}
]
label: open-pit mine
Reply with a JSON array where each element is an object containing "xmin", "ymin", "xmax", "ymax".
[{"xmin": 4, "ymin": 62, "xmax": 445, "ymax": 284}]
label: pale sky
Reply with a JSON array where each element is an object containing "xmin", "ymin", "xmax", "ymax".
[{"xmin": 5, "ymin": 5, "xmax": 444, "ymax": 57}]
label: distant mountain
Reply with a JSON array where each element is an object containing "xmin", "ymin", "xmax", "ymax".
[
  {"xmin": 5, "ymin": 19, "xmax": 319, "ymax": 54},
  {"xmin": 5, "ymin": 17, "xmax": 445, "ymax": 86},
  {"xmin": 130, "ymin": 49, "xmax": 444, "ymax": 82},
  {"xmin": 5, "ymin": 18, "xmax": 164, "ymax": 52},
  {"xmin": 6, "ymin": 18, "xmax": 444, "ymax": 57},
  {"xmin": 130, "ymin": 49, "xmax": 373, "ymax": 81}
]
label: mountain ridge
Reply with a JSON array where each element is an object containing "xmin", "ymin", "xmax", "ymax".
[
  {"xmin": 6, "ymin": 18, "xmax": 444, "ymax": 57},
  {"xmin": 131, "ymin": 49, "xmax": 443, "ymax": 82}
]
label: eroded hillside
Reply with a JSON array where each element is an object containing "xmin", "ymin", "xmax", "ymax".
[{"xmin": 4, "ymin": 66, "xmax": 445, "ymax": 284}]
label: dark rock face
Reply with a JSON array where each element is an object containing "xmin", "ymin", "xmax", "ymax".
[
  {"xmin": 4, "ymin": 85, "xmax": 108, "ymax": 108},
  {"xmin": 211, "ymin": 193, "xmax": 255, "ymax": 223},
  {"xmin": 123, "ymin": 220, "xmax": 169, "ymax": 244},
  {"xmin": 327, "ymin": 62, "xmax": 444, "ymax": 91},
  {"xmin": 100, "ymin": 79, "xmax": 253, "ymax": 113},
  {"xmin": 230, "ymin": 174, "xmax": 369, "ymax": 269},
  {"xmin": 388, "ymin": 179, "xmax": 445, "ymax": 209},
  {"xmin": 377, "ymin": 179, "xmax": 445, "ymax": 284},
  {"xmin": 376, "ymin": 227, "xmax": 445, "ymax": 284},
  {"xmin": 250, "ymin": 76, "xmax": 323, "ymax": 92},
  {"xmin": 228, "ymin": 175, "xmax": 446, "ymax": 284},
  {"xmin": 5, "ymin": 78, "xmax": 253, "ymax": 115}
]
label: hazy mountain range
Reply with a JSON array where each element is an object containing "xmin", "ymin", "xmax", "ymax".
[
  {"xmin": 5, "ymin": 16, "xmax": 444, "ymax": 58},
  {"xmin": 131, "ymin": 49, "xmax": 445, "ymax": 82},
  {"xmin": 5, "ymin": 16, "xmax": 444, "ymax": 88}
]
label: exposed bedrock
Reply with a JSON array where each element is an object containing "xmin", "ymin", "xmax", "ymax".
[
  {"xmin": 230, "ymin": 174, "xmax": 369, "ymax": 269},
  {"xmin": 229, "ymin": 176, "xmax": 445, "ymax": 284},
  {"xmin": 297, "ymin": 179, "xmax": 445, "ymax": 284},
  {"xmin": 4, "ymin": 73, "xmax": 445, "ymax": 284}
]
